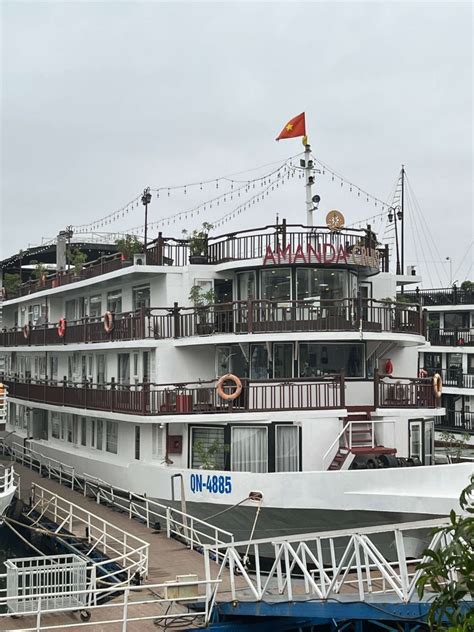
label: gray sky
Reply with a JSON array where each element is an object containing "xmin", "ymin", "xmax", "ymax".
[{"xmin": 1, "ymin": 1, "xmax": 472, "ymax": 287}]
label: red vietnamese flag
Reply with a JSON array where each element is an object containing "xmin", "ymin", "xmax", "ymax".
[{"xmin": 276, "ymin": 112, "xmax": 306, "ymax": 141}]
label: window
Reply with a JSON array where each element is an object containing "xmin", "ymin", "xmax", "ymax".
[
  {"xmin": 409, "ymin": 419, "xmax": 434, "ymax": 466},
  {"xmin": 72, "ymin": 415, "xmax": 78, "ymax": 444},
  {"xmin": 106, "ymin": 421, "xmax": 118, "ymax": 454},
  {"xmin": 260, "ymin": 268, "xmax": 291, "ymax": 302},
  {"xmin": 231, "ymin": 426, "xmax": 267, "ymax": 473},
  {"xmin": 191, "ymin": 427, "xmax": 225, "ymax": 470},
  {"xmin": 444, "ymin": 312, "xmax": 469, "ymax": 329},
  {"xmin": 51, "ymin": 412, "xmax": 61, "ymax": 439},
  {"xmin": 299, "ymin": 343, "xmax": 364, "ymax": 378},
  {"xmin": 118, "ymin": 354, "xmax": 130, "ymax": 384},
  {"xmin": 152, "ymin": 424, "xmax": 164, "ymax": 460},
  {"xmin": 273, "ymin": 343, "xmax": 293, "ymax": 378},
  {"xmin": 275, "ymin": 425, "xmax": 299, "ymax": 472},
  {"xmin": 250, "ymin": 344, "xmax": 269, "ymax": 379},
  {"xmin": 96, "ymin": 419, "xmax": 104, "ymax": 450},
  {"xmin": 216, "ymin": 345, "xmax": 248, "ymax": 377},
  {"xmin": 236, "ymin": 272, "xmax": 256, "ymax": 301},
  {"xmin": 89, "ymin": 295, "xmax": 102, "ymax": 318},
  {"xmin": 80, "ymin": 418, "xmax": 87, "ymax": 446},
  {"xmin": 49, "ymin": 356, "xmax": 58, "ymax": 381},
  {"xmin": 132, "ymin": 353, "xmax": 139, "ymax": 382},
  {"xmin": 61, "ymin": 414, "xmax": 73, "ymax": 443},
  {"xmin": 142, "ymin": 352, "xmax": 150, "ymax": 382},
  {"xmin": 38, "ymin": 356, "xmax": 46, "ymax": 378},
  {"xmin": 65, "ymin": 300, "xmax": 77, "ymax": 321},
  {"xmin": 107, "ymin": 290, "xmax": 122, "ymax": 314},
  {"xmin": 423, "ymin": 353, "xmax": 442, "ymax": 373},
  {"xmin": 296, "ymin": 269, "xmax": 353, "ymax": 302},
  {"xmin": 132, "ymin": 286, "xmax": 150, "ymax": 311},
  {"xmin": 134, "ymin": 426, "xmax": 140, "ymax": 460},
  {"xmin": 468, "ymin": 355, "xmax": 474, "ymax": 375},
  {"xmin": 96, "ymin": 355, "xmax": 106, "ymax": 384}
]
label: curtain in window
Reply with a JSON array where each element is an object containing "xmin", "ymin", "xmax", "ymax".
[
  {"xmin": 231, "ymin": 427, "xmax": 267, "ymax": 473},
  {"xmin": 275, "ymin": 426, "xmax": 299, "ymax": 472}
]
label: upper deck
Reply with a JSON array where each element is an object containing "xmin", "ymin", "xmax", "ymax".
[
  {"xmin": 3, "ymin": 223, "xmax": 389, "ymax": 301},
  {"xmin": 399, "ymin": 286, "xmax": 474, "ymax": 307}
]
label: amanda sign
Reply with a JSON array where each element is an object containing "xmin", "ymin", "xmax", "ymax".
[{"xmin": 262, "ymin": 242, "xmax": 380, "ymax": 268}]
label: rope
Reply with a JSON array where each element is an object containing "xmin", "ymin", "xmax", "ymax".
[
  {"xmin": 3, "ymin": 518, "xmax": 46, "ymax": 556},
  {"xmin": 243, "ymin": 499, "xmax": 262, "ymax": 567},
  {"xmin": 202, "ymin": 497, "xmax": 250, "ymax": 521}
]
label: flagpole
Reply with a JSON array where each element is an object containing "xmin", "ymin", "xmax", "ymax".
[{"xmin": 303, "ymin": 137, "xmax": 314, "ymax": 227}]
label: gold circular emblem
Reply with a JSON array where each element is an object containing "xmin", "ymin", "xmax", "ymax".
[{"xmin": 326, "ymin": 210, "xmax": 345, "ymax": 231}]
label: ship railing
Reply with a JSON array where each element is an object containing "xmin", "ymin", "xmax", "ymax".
[
  {"xmin": 428, "ymin": 327, "xmax": 474, "ymax": 346},
  {"xmin": 374, "ymin": 372, "xmax": 437, "ymax": 408},
  {"xmin": 0, "ymin": 461, "xmax": 17, "ymax": 496},
  {"xmin": 2, "ymin": 374, "xmax": 345, "ymax": 414},
  {"xmin": 27, "ymin": 483, "xmax": 149, "ymax": 591},
  {"xmin": 400, "ymin": 286, "xmax": 474, "ymax": 306},
  {"xmin": 0, "ymin": 577, "xmax": 219, "ymax": 630},
  {"xmin": 203, "ymin": 517, "xmax": 452, "ymax": 616},
  {"xmin": 82, "ymin": 473, "xmax": 234, "ymax": 562},
  {"xmin": 322, "ymin": 419, "xmax": 396, "ymax": 470}
]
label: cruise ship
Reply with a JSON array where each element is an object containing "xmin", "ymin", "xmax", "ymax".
[{"xmin": 0, "ymin": 154, "xmax": 472, "ymax": 540}]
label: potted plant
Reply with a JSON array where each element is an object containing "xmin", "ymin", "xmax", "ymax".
[
  {"xmin": 115, "ymin": 235, "xmax": 143, "ymax": 263},
  {"xmin": 182, "ymin": 222, "xmax": 213, "ymax": 264},
  {"xmin": 3, "ymin": 273, "xmax": 21, "ymax": 299},
  {"xmin": 193, "ymin": 438, "xmax": 225, "ymax": 470},
  {"xmin": 189, "ymin": 285, "xmax": 217, "ymax": 335},
  {"xmin": 31, "ymin": 261, "xmax": 47, "ymax": 287},
  {"xmin": 67, "ymin": 248, "xmax": 87, "ymax": 277}
]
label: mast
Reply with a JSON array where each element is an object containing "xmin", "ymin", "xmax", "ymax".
[
  {"xmin": 400, "ymin": 164, "xmax": 405, "ymax": 275},
  {"xmin": 304, "ymin": 140, "xmax": 314, "ymax": 226}
]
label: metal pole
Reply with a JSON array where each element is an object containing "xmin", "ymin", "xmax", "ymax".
[
  {"xmin": 304, "ymin": 142, "xmax": 313, "ymax": 226},
  {"xmin": 401, "ymin": 164, "xmax": 405, "ymax": 275},
  {"xmin": 142, "ymin": 187, "xmax": 152, "ymax": 253}
]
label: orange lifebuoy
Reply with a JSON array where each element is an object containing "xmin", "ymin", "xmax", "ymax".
[
  {"xmin": 418, "ymin": 368, "xmax": 428, "ymax": 378},
  {"xmin": 22, "ymin": 324, "xmax": 30, "ymax": 340},
  {"xmin": 104, "ymin": 311, "xmax": 114, "ymax": 333},
  {"xmin": 216, "ymin": 373, "xmax": 242, "ymax": 401},
  {"xmin": 433, "ymin": 373, "xmax": 442, "ymax": 399},
  {"xmin": 57, "ymin": 318, "xmax": 67, "ymax": 338}
]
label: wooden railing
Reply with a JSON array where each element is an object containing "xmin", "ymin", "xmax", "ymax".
[
  {"xmin": 400, "ymin": 287, "xmax": 474, "ymax": 306},
  {"xmin": 5, "ymin": 223, "xmax": 390, "ymax": 299},
  {"xmin": 435, "ymin": 410, "xmax": 474, "ymax": 433},
  {"xmin": 2, "ymin": 375, "xmax": 344, "ymax": 415},
  {"xmin": 375, "ymin": 373, "xmax": 437, "ymax": 408},
  {"xmin": 0, "ymin": 299, "xmax": 425, "ymax": 347},
  {"xmin": 428, "ymin": 328, "xmax": 474, "ymax": 346}
]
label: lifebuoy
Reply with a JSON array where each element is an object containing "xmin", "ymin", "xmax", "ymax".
[
  {"xmin": 57, "ymin": 318, "xmax": 67, "ymax": 338},
  {"xmin": 216, "ymin": 373, "xmax": 242, "ymax": 401},
  {"xmin": 385, "ymin": 359, "xmax": 393, "ymax": 375},
  {"xmin": 433, "ymin": 373, "xmax": 442, "ymax": 399},
  {"xmin": 22, "ymin": 324, "xmax": 30, "ymax": 340},
  {"xmin": 104, "ymin": 311, "xmax": 114, "ymax": 333}
]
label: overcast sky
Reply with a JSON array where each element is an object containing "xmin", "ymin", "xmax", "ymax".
[{"xmin": 1, "ymin": 1, "xmax": 472, "ymax": 287}]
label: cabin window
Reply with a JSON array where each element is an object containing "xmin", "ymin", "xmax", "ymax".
[
  {"xmin": 118, "ymin": 354, "xmax": 130, "ymax": 385},
  {"xmin": 409, "ymin": 419, "xmax": 434, "ymax": 466},
  {"xmin": 422, "ymin": 353, "xmax": 442, "ymax": 373},
  {"xmin": 231, "ymin": 426, "xmax": 268, "ymax": 473},
  {"xmin": 296, "ymin": 268, "xmax": 351, "ymax": 302},
  {"xmin": 275, "ymin": 425, "xmax": 299, "ymax": 472},
  {"xmin": 107, "ymin": 290, "xmax": 122, "ymax": 314},
  {"xmin": 216, "ymin": 345, "xmax": 248, "ymax": 377},
  {"xmin": 133, "ymin": 285, "xmax": 150, "ymax": 311},
  {"xmin": 96, "ymin": 355, "xmax": 106, "ymax": 384},
  {"xmin": 89, "ymin": 295, "xmax": 102, "ymax": 318},
  {"xmin": 260, "ymin": 268, "xmax": 291, "ymax": 302},
  {"xmin": 80, "ymin": 417, "xmax": 87, "ymax": 446},
  {"xmin": 49, "ymin": 356, "xmax": 58, "ymax": 381},
  {"xmin": 96, "ymin": 419, "xmax": 104, "ymax": 450},
  {"xmin": 190, "ymin": 427, "xmax": 225, "ymax": 470},
  {"xmin": 106, "ymin": 421, "xmax": 118, "ymax": 454},
  {"xmin": 299, "ymin": 343, "xmax": 364, "ymax": 378},
  {"xmin": 444, "ymin": 311, "xmax": 469, "ymax": 329},
  {"xmin": 236, "ymin": 271, "xmax": 256, "ymax": 301},
  {"xmin": 468, "ymin": 356, "xmax": 474, "ymax": 375},
  {"xmin": 61, "ymin": 414, "xmax": 73, "ymax": 443},
  {"xmin": 273, "ymin": 343, "xmax": 293, "ymax": 378},
  {"xmin": 250, "ymin": 344, "xmax": 269, "ymax": 379},
  {"xmin": 152, "ymin": 424, "xmax": 164, "ymax": 460},
  {"xmin": 51, "ymin": 412, "xmax": 61, "ymax": 439}
]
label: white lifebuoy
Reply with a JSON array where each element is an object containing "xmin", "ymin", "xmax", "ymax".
[{"xmin": 216, "ymin": 373, "xmax": 242, "ymax": 401}]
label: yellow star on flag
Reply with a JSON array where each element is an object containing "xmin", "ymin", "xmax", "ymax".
[{"xmin": 286, "ymin": 124, "xmax": 294, "ymax": 131}]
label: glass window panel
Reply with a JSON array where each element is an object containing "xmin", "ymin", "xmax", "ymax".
[
  {"xmin": 260, "ymin": 268, "xmax": 291, "ymax": 301},
  {"xmin": 118, "ymin": 354, "xmax": 130, "ymax": 384},
  {"xmin": 152, "ymin": 424, "xmax": 164, "ymax": 460},
  {"xmin": 444, "ymin": 312, "xmax": 469, "ymax": 329},
  {"xmin": 250, "ymin": 344, "xmax": 269, "ymax": 379},
  {"xmin": 80, "ymin": 418, "xmax": 87, "ymax": 446},
  {"xmin": 299, "ymin": 343, "xmax": 364, "ymax": 378},
  {"xmin": 96, "ymin": 419, "xmax": 104, "ymax": 450},
  {"xmin": 191, "ymin": 427, "xmax": 225, "ymax": 470},
  {"xmin": 275, "ymin": 425, "xmax": 299, "ymax": 472},
  {"xmin": 107, "ymin": 291, "xmax": 122, "ymax": 314},
  {"xmin": 273, "ymin": 343, "xmax": 293, "ymax": 378},
  {"xmin": 423, "ymin": 353, "xmax": 442, "ymax": 372},
  {"xmin": 65, "ymin": 300, "xmax": 77, "ymax": 321},
  {"xmin": 106, "ymin": 421, "xmax": 118, "ymax": 454},
  {"xmin": 231, "ymin": 426, "xmax": 268, "ymax": 473},
  {"xmin": 89, "ymin": 295, "xmax": 102, "ymax": 318},
  {"xmin": 51, "ymin": 412, "xmax": 60, "ymax": 439},
  {"xmin": 296, "ymin": 269, "xmax": 349, "ymax": 301},
  {"xmin": 96, "ymin": 355, "xmax": 106, "ymax": 383},
  {"xmin": 237, "ymin": 272, "xmax": 256, "ymax": 301},
  {"xmin": 133, "ymin": 286, "xmax": 150, "ymax": 311}
]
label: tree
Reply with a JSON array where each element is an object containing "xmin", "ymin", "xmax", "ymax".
[
  {"xmin": 115, "ymin": 235, "xmax": 143, "ymax": 260},
  {"xmin": 67, "ymin": 248, "xmax": 87, "ymax": 275},
  {"xmin": 417, "ymin": 475, "xmax": 474, "ymax": 630}
]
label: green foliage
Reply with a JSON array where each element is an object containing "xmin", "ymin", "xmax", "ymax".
[
  {"xmin": 67, "ymin": 248, "xmax": 87, "ymax": 274},
  {"xmin": 440, "ymin": 432, "xmax": 471, "ymax": 462},
  {"xmin": 460, "ymin": 281, "xmax": 473, "ymax": 294},
  {"xmin": 193, "ymin": 438, "xmax": 225, "ymax": 470},
  {"xmin": 115, "ymin": 235, "xmax": 143, "ymax": 259},
  {"xmin": 416, "ymin": 475, "xmax": 474, "ymax": 630},
  {"xmin": 3, "ymin": 273, "xmax": 21, "ymax": 296},
  {"xmin": 188, "ymin": 285, "xmax": 217, "ymax": 308},
  {"xmin": 182, "ymin": 222, "xmax": 213, "ymax": 256},
  {"xmin": 31, "ymin": 260, "xmax": 47, "ymax": 281}
]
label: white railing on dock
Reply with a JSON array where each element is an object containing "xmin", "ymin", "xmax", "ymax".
[
  {"xmin": 83, "ymin": 473, "xmax": 234, "ymax": 560},
  {"xmin": 28, "ymin": 484, "xmax": 149, "ymax": 589},
  {"xmin": 0, "ymin": 462, "xmax": 17, "ymax": 496},
  {"xmin": 0, "ymin": 437, "xmax": 234, "ymax": 557},
  {"xmin": 0, "ymin": 577, "xmax": 219, "ymax": 630},
  {"xmin": 203, "ymin": 517, "xmax": 453, "ymax": 614}
]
